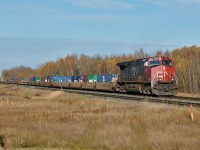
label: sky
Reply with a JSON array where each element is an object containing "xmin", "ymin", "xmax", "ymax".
[{"xmin": 1, "ymin": 0, "xmax": 200, "ymax": 74}]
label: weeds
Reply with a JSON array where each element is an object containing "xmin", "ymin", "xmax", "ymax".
[
  {"xmin": 0, "ymin": 84, "xmax": 200, "ymax": 149},
  {"xmin": 0, "ymin": 135, "xmax": 5, "ymax": 148},
  {"xmin": 35, "ymin": 93, "xmax": 41, "ymax": 97},
  {"xmin": 23, "ymin": 95, "xmax": 31, "ymax": 99}
]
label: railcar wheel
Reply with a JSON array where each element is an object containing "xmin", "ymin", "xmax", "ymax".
[
  {"xmin": 142, "ymin": 89, "xmax": 147, "ymax": 94},
  {"xmin": 119, "ymin": 85, "xmax": 126, "ymax": 93},
  {"xmin": 147, "ymin": 90, "xmax": 151, "ymax": 95},
  {"xmin": 139, "ymin": 84, "xmax": 143, "ymax": 94}
]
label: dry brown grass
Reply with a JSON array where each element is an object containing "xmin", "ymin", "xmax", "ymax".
[
  {"xmin": 0, "ymin": 84, "xmax": 200, "ymax": 150},
  {"xmin": 177, "ymin": 92, "xmax": 200, "ymax": 98}
]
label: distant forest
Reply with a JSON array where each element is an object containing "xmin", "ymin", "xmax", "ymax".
[{"xmin": 2, "ymin": 46, "xmax": 200, "ymax": 94}]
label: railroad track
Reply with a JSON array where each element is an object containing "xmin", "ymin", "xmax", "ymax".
[
  {"xmin": 1, "ymin": 82, "xmax": 200, "ymax": 107},
  {"xmin": 21, "ymin": 84, "xmax": 200, "ymax": 107}
]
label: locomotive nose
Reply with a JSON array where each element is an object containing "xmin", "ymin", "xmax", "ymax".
[{"xmin": 151, "ymin": 65, "xmax": 175, "ymax": 82}]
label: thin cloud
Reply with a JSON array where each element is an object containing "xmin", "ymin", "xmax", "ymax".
[
  {"xmin": 62, "ymin": 0, "xmax": 133, "ymax": 9},
  {"xmin": 0, "ymin": 3, "xmax": 56, "ymax": 13},
  {"xmin": 48, "ymin": 13, "xmax": 135, "ymax": 22},
  {"xmin": 178, "ymin": 0, "xmax": 200, "ymax": 4},
  {"xmin": 141, "ymin": 0, "xmax": 200, "ymax": 7},
  {"xmin": 142, "ymin": 0, "xmax": 166, "ymax": 6}
]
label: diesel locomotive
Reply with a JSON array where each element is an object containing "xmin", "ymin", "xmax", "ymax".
[
  {"xmin": 117, "ymin": 56, "xmax": 178, "ymax": 95},
  {"xmin": 6, "ymin": 56, "xmax": 178, "ymax": 96}
]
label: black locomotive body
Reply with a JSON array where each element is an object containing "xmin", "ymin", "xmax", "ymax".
[
  {"xmin": 117, "ymin": 59, "xmax": 145, "ymax": 82},
  {"xmin": 116, "ymin": 59, "xmax": 147, "ymax": 93}
]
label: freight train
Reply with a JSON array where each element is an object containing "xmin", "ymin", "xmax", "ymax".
[{"xmin": 6, "ymin": 56, "xmax": 178, "ymax": 96}]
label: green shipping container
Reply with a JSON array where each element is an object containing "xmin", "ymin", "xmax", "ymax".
[
  {"xmin": 21, "ymin": 78, "xmax": 27, "ymax": 82},
  {"xmin": 36, "ymin": 77, "xmax": 42, "ymax": 82},
  {"xmin": 88, "ymin": 74, "xmax": 97, "ymax": 83}
]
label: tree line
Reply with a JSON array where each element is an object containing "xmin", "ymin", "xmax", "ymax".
[
  {"xmin": 2, "ymin": 46, "xmax": 200, "ymax": 94},
  {"xmin": 172, "ymin": 46, "xmax": 200, "ymax": 94}
]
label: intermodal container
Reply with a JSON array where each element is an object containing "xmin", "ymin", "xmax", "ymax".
[
  {"xmin": 28, "ymin": 78, "xmax": 32, "ymax": 83},
  {"xmin": 46, "ymin": 76, "xmax": 55, "ymax": 82},
  {"xmin": 32, "ymin": 77, "xmax": 36, "ymax": 82},
  {"xmin": 65, "ymin": 76, "xmax": 72, "ymax": 82},
  {"xmin": 72, "ymin": 76, "xmax": 80, "ymax": 82},
  {"xmin": 82, "ymin": 75, "xmax": 88, "ymax": 82},
  {"xmin": 51, "ymin": 76, "xmax": 66, "ymax": 83},
  {"xmin": 88, "ymin": 74, "xmax": 97, "ymax": 83},
  {"xmin": 97, "ymin": 75, "xmax": 103, "ymax": 82},
  {"xmin": 53, "ymin": 76, "xmax": 61, "ymax": 83},
  {"xmin": 21, "ymin": 78, "xmax": 27, "ymax": 82},
  {"xmin": 18, "ymin": 78, "xmax": 22, "ymax": 82},
  {"xmin": 60, "ymin": 76, "xmax": 66, "ymax": 82},
  {"xmin": 28, "ymin": 77, "xmax": 33, "ymax": 82},
  {"xmin": 47, "ymin": 76, "xmax": 56, "ymax": 82},
  {"xmin": 79, "ymin": 76, "xmax": 83, "ymax": 82},
  {"xmin": 97, "ymin": 74, "xmax": 118, "ymax": 83},
  {"xmin": 109, "ymin": 74, "xmax": 118, "ymax": 82},
  {"xmin": 41, "ymin": 77, "xmax": 46, "ymax": 82},
  {"xmin": 36, "ymin": 77, "xmax": 41, "ymax": 82},
  {"xmin": 46, "ymin": 76, "xmax": 51, "ymax": 82},
  {"xmin": 60, "ymin": 76, "xmax": 71, "ymax": 82}
]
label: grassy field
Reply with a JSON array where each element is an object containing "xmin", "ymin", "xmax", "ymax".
[
  {"xmin": 0, "ymin": 84, "xmax": 200, "ymax": 150},
  {"xmin": 177, "ymin": 92, "xmax": 200, "ymax": 98}
]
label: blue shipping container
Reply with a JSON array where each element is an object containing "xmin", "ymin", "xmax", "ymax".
[
  {"xmin": 97, "ymin": 74, "xmax": 118, "ymax": 83},
  {"xmin": 53, "ymin": 76, "xmax": 62, "ymax": 83},
  {"xmin": 66, "ymin": 76, "xmax": 72, "ymax": 82},
  {"xmin": 97, "ymin": 75, "xmax": 104, "ymax": 82},
  {"xmin": 46, "ymin": 76, "xmax": 60, "ymax": 82},
  {"xmin": 79, "ymin": 76, "xmax": 84, "ymax": 82},
  {"xmin": 46, "ymin": 76, "xmax": 55, "ymax": 82},
  {"xmin": 32, "ymin": 77, "xmax": 36, "ymax": 82},
  {"xmin": 60, "ymin": 76, "xmax": 72, "ymax": 82},
  {"xmin": 60, "ymin": 76, "xmax": 66, "ymax": 82},
  {"xmin": 46, "ymin": 76, "xmax": 51, "ymax": 82},
  {"xmin": 72, "ymin": 76, "xmax": 81, "ymax": 82},
  {"xmin": 111, "ymin": 74, "xmax": 118, "ymax": 80}
]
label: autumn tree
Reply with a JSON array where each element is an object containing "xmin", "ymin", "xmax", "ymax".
[
  {"xmin": 172, "ymin": 46, "xmax": 200, "ymax": 94},
  {"xmin": 5, "ymin": 47, "xmax": 200, "ymax": 95}
]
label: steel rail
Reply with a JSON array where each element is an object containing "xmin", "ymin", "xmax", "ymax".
[
  {"xmin": 1, "ymin": 82, "xmax": 200, "ymax": 107},
  {"xmin": 21, "ymin": 84, "xmax": 200, "ymax": 107}
]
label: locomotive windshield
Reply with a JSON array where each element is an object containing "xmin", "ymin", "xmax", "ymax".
[
  {"xmin": 162, "ymin": 60, "xmax": 172, "ymax": 66},
  {"xmin": 150, "ymin": 60, "xmax": 161, "ymax": 67}
]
